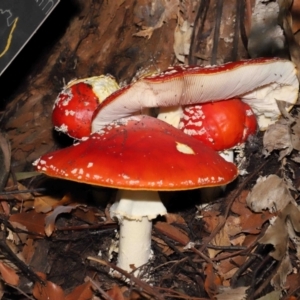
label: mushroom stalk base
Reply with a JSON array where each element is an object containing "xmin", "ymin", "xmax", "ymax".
[
  {"xmin": 118, "ymin": 216, "xmax": 152, "ymax": 274},
  {"xmin": 110, "ymin": 190, "xmax": 167, "ymax": 275}
]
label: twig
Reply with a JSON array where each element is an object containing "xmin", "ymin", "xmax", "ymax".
[
  {"xmin": 87, "ymin": 256, "xmax": 165, "ymax": 300},
  {"xmin": 86, "ymin": 276, "xmax": 114, "ymax": 300},
  {"xmin": 151, "ymin": 257, "xmax": 189, "ymax": 272},
  {"xmin": 0, "ymin": 188, "xmax": 46, "ymax": 195}
]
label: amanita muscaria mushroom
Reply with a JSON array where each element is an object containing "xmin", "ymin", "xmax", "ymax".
[
  {"xmin": 52, "ymin": 75, "xmax": 119, "ymax": 140},
  {"xmin": 91, "ymin": 58, "xmax": 298, "ymax": 133},
  {"xmin": 33, "ymin": 115, "xmax": 238, "ymax": 274},
  {"xmin": 178, "ymin": 98, "xmax": 258, "ymax": 162}
]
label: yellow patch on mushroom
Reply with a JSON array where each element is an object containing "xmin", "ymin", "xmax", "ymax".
[{"xmin": 176, "ymin": 142, "xmax": 195, "ymax": 155}]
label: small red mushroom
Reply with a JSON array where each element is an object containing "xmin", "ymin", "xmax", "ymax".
[
  {"xmin": 52, "ymin": 75, "xmax": 119, "ymax": 140},
  {"xmin": 178, "ymin": 98, "xmax": 257, "ymax": 151},
  {"xmin": 34, "ymin": 115, "xmax": 238, "ymax": 275}
]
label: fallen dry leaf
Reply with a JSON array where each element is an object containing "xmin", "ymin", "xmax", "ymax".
[
  {"xmin": 200, "ymin": 209, "xmax": 231, "ymax": 258},
  {"xmin": 208, "ymin": 225, "xmax": 231, "ymax": 259},
  {"xmin": 286, "ymin": 272, "xmax": 300, "ymax": 293},
  {"xmin": 5, "ymin": 182, "xmax": 33, "ymax": 202},
  {"xmin": 154, "ymin": 221, "xmax": 189, "ymax": 246},
  {"xmin": 34, "ymin": 195, "xmax": 60, "ymax": 213},
  {"xmin": 21, "ymin": 238, "xmax": 35, "ymax": 265},
  {"xmin": 201, "ymin": 210, "xmax": 222, "ymax": 233},
  {"xmin": 259, "ymin": 214, "xmax": 288, "ymax": 260},
  {"xmin": 65, "ymin": 281, "xmax": 93, "ymax": 300},
  {"xmin": 44, "ymin": 204, "xmax": 82, "ymax": 237},
  {"xmin": 106, "ymin": 284, "xmax": 127, "ymax": 300},
  {"xmin": 217, "ymin": 255, "xmax": 247, "ymax": 280},
  {"xmin": 231, "ymin": 190, "xmax": 273, "ymax": 234},
  {"xmin": 256, "ymin": 290, "xmax": 281, "ymax": 300},
  {"xmin": 259, "ymin": 202, "xmax": 300, "ymax": 260},
  {"xmin": 9, "ymin": 210, "xmax": 46, "ymax": 236},
  {"xmin": 164, "ymin": 213, "xmax": 187, "ymax": 225},
  {"xmin": 73, "ymin": 207, "xmax": 98, "ymax": 224},
  {"xmin": 216, "ymin": 286, "xmax": 248, "ymax": 300},
  {"xmin": 246, "ymin": 175, "xmax": 296, "ymax": 213},
  {"xmin": 33, "ymin": 273, "xmax": 65, "ymax": 300},
  {"xmin": 152, "ymin": 236, "xmax": 174, "ymax": 255},
  {"xmin": 204, "ymin": 263, "xmax": 222, "ymax": 299},
  {"xmin": 0, "ymin": 261, "xmax": 19, "ymax": 286},
  {"xmin": 263, "ymin": 121, "xmax": 293, "ymax": 159},
  {"xmin": 271, "ymin": 252, "xmax": 293, "ymax": 290}
]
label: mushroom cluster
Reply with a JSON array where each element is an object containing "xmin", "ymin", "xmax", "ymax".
[
  {"xmin": 34, "ymin": 57, "xmax": 298, "ymax": 276},
  {"xmin": 34, "ymin": 115, "xmax": 238, "ymax": 274}
]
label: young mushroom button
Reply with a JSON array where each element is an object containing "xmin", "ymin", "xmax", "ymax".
[
  {"xmin": 52, "ymin": 75, "xmax": 119, "ymax": 140},
  {"xmin": 33, "ymin": 115, "xmax": 238, "ymax": 275},
  {"xmin": 178, "ymin": 98, "xmax": 257, "ymax": 162}
]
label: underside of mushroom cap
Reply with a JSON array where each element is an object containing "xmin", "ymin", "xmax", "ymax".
[
  {"xmin": 34, "ymin": 115, "xmax": 238, "ymax": 191},
  {"xmin": 91, "ymin": 58, "xmax": 298, "ymax": 132}
]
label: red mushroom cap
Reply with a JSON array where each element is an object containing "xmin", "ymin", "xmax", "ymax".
[
  {"xmin": 179, "ymin": 99, "xmax": 257, "ymax": 151},
  {"xmin": 52, "ymin": 76, "xmax": 119, "ymax": 140},
  {"xmin": 34, "ymin": 115, "xmax": 238, "ymax": 190},
  {"xmin": 52, "ymin": 82, "xmax": 99, "ymax": 139}
]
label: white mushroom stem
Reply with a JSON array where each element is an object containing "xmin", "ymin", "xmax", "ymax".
[
  {"xmin": 118, "ymin": 216, "xmax": 152, "ymax": 273},
  {"xmin": 219, "ymin": 150, "xmax": 234, "ymax": 164},
  {"xmin": 157, "ymin": 106, "xmax": 183, "ymax": 128},
  {"xmin": 110, "ymin": 190, "xmax": 167, "ymax": 274}
]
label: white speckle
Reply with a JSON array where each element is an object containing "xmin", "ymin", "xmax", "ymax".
[
  {"xmin": 32, "ymin": 158, "xmax": 40, "ymax": 166},
  {"xmin": 121, "ymin": 174, "xmax": 130, "ymax": 179},
  {"xmin": 176, "ymin": 142, "xmax": 195, "ymax": 154},
  {"xmin": 65, "ymin": 110, "xmax": 76, "ymax": 116},
  {"xmin": 93, "ymin": 175, "xmax": 101, "ymax": 180},
  {"xmin": 183, "ymin": 128, "xmax": 206, "ymax": 136},
  {"xmin": 42, "ymin": 167, "xmax": 47, "ymax": 171},
  {"xmin": 48, "ymin": 156, "xmax": 53, "ymax": 160},
  {"xmin": 55, "ymin": 124, "xmax": 68, "ymax": 133},
  {"xmin": 87, "ymin": 162, "xmax": 93, "ymax": 168},
  {"xmin": 53, "ymin": 88, "xmax": 73, "ymax": 107},
  {"xmin": 186, "ymin": 120, "xmax": 203, "ymax": 127},
  {"xmin": 246, "ymin": 109, "xmax": 253, "ymax": 116},
  {"xmin": 79, "ymin": 168, "xmax": 84, "ymax": 175},
  {"xmin": 129, "ymin": 180, "xmax": 140, "ymax": 185},
  {"xmin": 39, "ymin": 160, "xmax": 47, "ymax": 165},
  {"xmin": 71, "ymin": 168, "xmax": 78, "ymax": 174}
]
